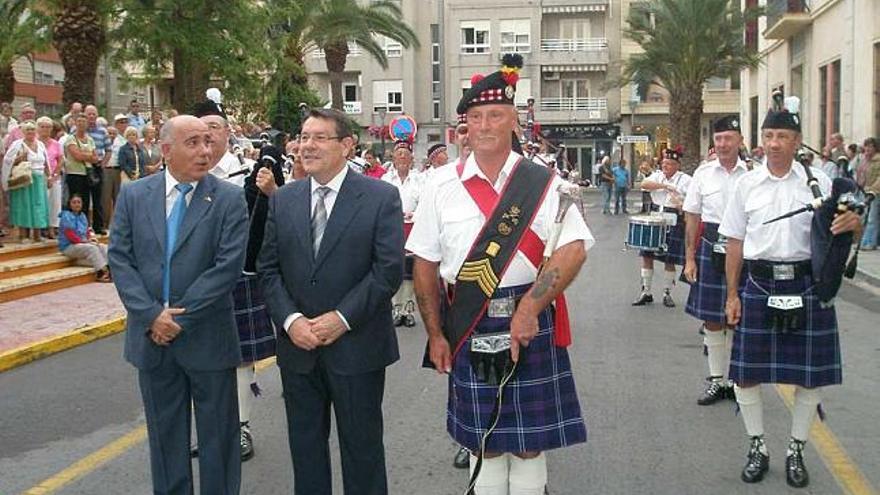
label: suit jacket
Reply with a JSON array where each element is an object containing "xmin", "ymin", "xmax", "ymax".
[
  {"xmin": 109, "ymin": 172, "xmax": 248, "ymax": 371},
  {"xmin": 258, "ymin": 169, "xmax": 404, "ymax": 376}
]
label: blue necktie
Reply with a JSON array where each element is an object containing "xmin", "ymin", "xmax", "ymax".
[{"xmin": 163, "ymin": 183, "xmax": 193, "ymax": 304}]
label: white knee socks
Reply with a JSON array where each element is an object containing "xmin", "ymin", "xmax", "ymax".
[
  {"xmin": 470, "ymin": 454, "xmax": 509, "ymax": 495},
  {"xmin": 664, "ymin": 269, "xmax": 676, "ymax": 291},
  {"xmin": 509, "ymin": 453, "xmax": 547, "ymax": 495},
  {"xmin": 791, "ymin": 386, "xmax": 821, "ymax": 442},
  {"xmin": 735, "ymin": 384, "xmax": 764, "ymax": 439},
  {"xmin": 641, "ymin": 268, "xmax": 653, "ymax": 292},
  {"xmin": 236, "ymin": 364, "xmax": 256, "ymax": 424},
  {"xmin": 704, "ymin": 329, "xmax": 727, "ymax": 380}
]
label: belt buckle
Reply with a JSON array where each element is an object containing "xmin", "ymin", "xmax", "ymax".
[
  {"xmin": 470, "ymin": 332, "xmax": 511, "ymax": 353},
  {"xmin": 772, "ymin": 264, "xmax": 795, "ymax": 281},
  {"xmin": 487, "ymin": 296, "xmax": 516, "ymax": 318}
]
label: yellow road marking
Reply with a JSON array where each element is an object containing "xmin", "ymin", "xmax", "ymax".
[
  {"xmin": 0, "ymin": 317, "xmax": 126, "ymax": 374},
  {"xmin": 775, "ymin": 385, "xmax": 878, "ymax": 495},
  {"xmin": 20, "ymin": 357, "xmax": 277, "ymax": 495}
]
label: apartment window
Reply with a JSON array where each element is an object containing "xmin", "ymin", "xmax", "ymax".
[
  {"xmin": 500, "ymin": 19, "xmax": 530, "ymax": 53},
  {"xmin": 831, "ymin": 60, "xmax": 841, "ymax": 136},
  {"xmin": 373, "ymin": 80, "xmax": 403, "ymax": 113},
  {"xmin": 343, "ymin": 83, "xmax": 358, "ymax": 103},
  {"xmin": 461, "ymin": 79, "xmax": 472, "ymax": 97},
  {"xmin": 380, "ymin": 36, "xmax": 402, "ymax": 57},
  {"xmin": 431, "ymin": 24, "xmax": 441, "ymax": 101},
  {"xmin": 514, "ymin": 78, "xmax": 531, "ymax": 108},
  {"xmin": 745, "ymin": 0, "xmax": 759, "ymax": 51},
  {"xmin": 750, "ymin": 96, "xmax": 759, "ymax": 149},
  {"xmin": 34, "ymin": 71, "xmax": 54, "ymax": 85},
  {"xmin": 706, "ymin": 77, "xmax": 728, "ymax": 91},
  {"xmin": 819, "ymin": 61, "xmax": 841, "ymax": 147},
  {"xmin": 433, "ymin": 100, "xmax": 441, "ymax": 120},
  {"xmin": 461, "ymin": 21, "xmax": 490, "ymax": 54}
]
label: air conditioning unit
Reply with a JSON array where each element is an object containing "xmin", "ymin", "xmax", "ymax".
[{"xmin": 543, "ymin": 71, "xmax": 559, "ymax": 81}]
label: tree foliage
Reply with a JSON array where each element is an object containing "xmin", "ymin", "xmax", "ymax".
[
  {"xmin": 0, "ymin": 0, "xmax": 51, "ymax": 103},
  {"xmin": 621, "ymin": 0, "xmax": 762, "ymax": 171},
  {"xmin": 111, "ymin": 0, "xmax": 272, "ymax": 112}
]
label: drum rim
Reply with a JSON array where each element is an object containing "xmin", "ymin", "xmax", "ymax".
[{"xmin": 628, "ymin": 215, "xmax": 666, "ymax": 226}]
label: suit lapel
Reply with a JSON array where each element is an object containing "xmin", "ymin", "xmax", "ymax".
[
  {"xmin": 173, "ymin": 174, "xmax": 216, "ymax": 256},
  {"xmin": 146, "ymin": 174, "xmax": 166, "ymax": 254},
  {"xmin": 313, "ymin": 172, "xmax": 363, "ymax": 271}
]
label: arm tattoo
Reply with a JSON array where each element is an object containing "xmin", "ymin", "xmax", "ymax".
[{"xmin": 530, "ymin": 267, "xmax": 560, "ymax": 299}]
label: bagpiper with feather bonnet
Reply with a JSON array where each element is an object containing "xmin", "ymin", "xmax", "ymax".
[
  {"xmin": 717, "ymin": 90, "xmax": 863, "ymax": 489},
  {"xmin": 407, "ymin": 53, "xmax": 593, "ymax": 494}
]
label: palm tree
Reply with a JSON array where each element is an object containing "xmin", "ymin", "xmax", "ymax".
[
  {"xmin": 621, "ymin": 0, "xmax": 762, "ymax": 172},
  {"xmin": 49, "ymin": 0, "xmax": 108, "ymax": 107},
  {"xmin": 302, "ymin": 0, "xmax": 419, "ymax": 110},
  {"xmin": 0, "ymin": 1, "xmax": 50, "ymax": 103}
]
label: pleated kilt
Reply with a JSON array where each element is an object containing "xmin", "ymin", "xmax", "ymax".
[
  {"xmin": 685, "ymin": 224, "xmax": 734, "ymax": 323},
  {"xmin": 730, "ymin": 270, "xmax": 842, "ymax": 388},
  {"xmin": 447, "ymin": 284, "xmax": 587, "ymax": 454},
  {"xmin": 639, "ymin": 207, "xmax": 685, "ymax": 266},
  {"xmin": 233, "ymin": 273, "xmax": 276, "ymax": 363}
]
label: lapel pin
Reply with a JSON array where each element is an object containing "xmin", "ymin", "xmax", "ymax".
[{"xmin": 204, "ymin": 196, "xmax": 212, "ymax": 202}]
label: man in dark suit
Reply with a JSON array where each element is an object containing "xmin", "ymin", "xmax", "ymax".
[
  {"xmin": 258, "ymin": 108, "xmax": 403, "ymax": 495},
  {"xmin": 109, "ymin": 115, "xmax": 248, "ymax": 495}
]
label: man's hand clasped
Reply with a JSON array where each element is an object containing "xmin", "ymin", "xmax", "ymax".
[
  {"xmin": 287, "ymin": 312, "xmax": 348, "ymax": 350},
  {"xmin": 150, "ymin": 307, "xmax": 186, "ymax": 346}
]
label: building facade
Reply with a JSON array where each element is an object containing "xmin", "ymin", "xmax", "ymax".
[
  {"xmin": 739, "ymin": 0, "xmax": 880, "ymax": 152},
  {"xmin": 305, "ymin": 0, "xmax": 623, "ymax": 178}
]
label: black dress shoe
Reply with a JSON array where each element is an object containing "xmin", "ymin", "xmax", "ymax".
[
  {"xmin": 697, "ymin": 378, "xmax": 726, "ymax": 405},
  {"xmin": 403, "ymin": 314, "xmax": 416, "ymax": 327},
  {"xmin": 190, "ymin": 444, "xmax": 199, "ymax": 458},
  {"xmin": 741, "ymin": 436, "xmax": 769, "ymax": 483},
  {"xmin": 662, "ymin": 290, "xmax": 675, "ymax": 308},
  {"xmin": 632, "ymin": 292, "xmax": 653, "ymax": 306},
  {"xmin": 453, "ymin": 447, "xmax": 469, "ymax": 469},
  {"xmin": 725, "ymin": 383, "xmax": 737, "ymax": 401},
  {"xmin": 241, "ymin": 423, "xmax": 255, "ymax": 462},
  {"xmin": 786, "ymin": 438, "xmax": 809, "ymax": 488}
]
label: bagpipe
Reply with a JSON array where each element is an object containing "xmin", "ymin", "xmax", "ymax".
[{"xmin": 761, "ymin": 91, "xmax": 868, "ymax": 302}]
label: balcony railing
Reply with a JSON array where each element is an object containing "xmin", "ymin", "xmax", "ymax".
[
  {"xmin": 540, "ymin": 38, "xmax": 607, "ymax": 52},
  {"xmin": 540, "ymin": 97, "xmax": 607, "ymax": 111},
  {"xmin": 765, "ymin": 0, "xmax": 811, "ymax": 39},
  {"xmin": 310, "ymin": 42, "xmax": 362, "ymax": 58}
]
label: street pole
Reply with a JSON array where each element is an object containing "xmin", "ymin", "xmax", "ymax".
[{"xmin": 379, "ymin": 107, "xmax": 387, "ymax": 160}]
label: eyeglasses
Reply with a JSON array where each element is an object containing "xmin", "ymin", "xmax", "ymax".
[{"xmin": 298, "ymin": 134, "xmax": 343, "ymax": 144}]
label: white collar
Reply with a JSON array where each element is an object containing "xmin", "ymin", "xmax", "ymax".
[
  {"xmin": 461, "ymin": 151, "xmax": 520, "ymax": 184},
  {"xmin": 311, "ymin": 163, "xmax": 349, "ymax": 194},
  {"xmin": 709, "ymin": 157, "xmax": 749, "ymax": 174},
  {"xmin": 165, "ymin": 170, "xmax": 198, "ymax": 197},
  {"xmin": 758, "ymin": 160, "xmax": 803, "ymax": 183}
]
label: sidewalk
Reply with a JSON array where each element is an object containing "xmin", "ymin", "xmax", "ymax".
[
  {"xmin": 0, "ymin": 282, "xmax": 124, "ymax": 371},
  {"xmin": 853, "ymin": 248, "xmax": 880, "ymax": 288}
]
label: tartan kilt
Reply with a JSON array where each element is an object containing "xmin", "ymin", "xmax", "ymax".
[
  {"xmin": 729, "ymin": 273, "xmax": 842, "ymax": 388},
  {"xmin": 447, "ymin": 284, "xmax": 587, "ymax": 453},
  {"xmin": 639, "ymin": 221, "xmax": 685, "ymax": 266},
  {"xmin": 685, "ymin": 237, "xmax": 728, "ymax": 323},
  {"xmin": 234, "ymin": 273, "xmax": 276, "ymax": 363}
]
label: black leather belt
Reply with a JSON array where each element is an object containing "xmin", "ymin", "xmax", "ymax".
[
  {"xmin": 747, "ymin": 260, "xmax": 812, "ymax": 280},
  {"xmin": 702, "ymin": 222, "xmax": 720, "ymax": 243}
]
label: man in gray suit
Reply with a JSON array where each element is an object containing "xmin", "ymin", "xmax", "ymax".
[
  {"xmin": 109, "ymin": 115, "xmax": 248, "ymax": 495},
  {"xmin": 259, "ymin": 108, "xmax": 403, "ymax": 495}
]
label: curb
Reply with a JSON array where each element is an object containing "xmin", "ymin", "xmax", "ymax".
[
  {"xmin": 854, "ymin": 267, "xmax": 880, "ymax": 290},
  {"xmin": 0, "ymin": 316, "xmax": 126, "ymax": 373}
]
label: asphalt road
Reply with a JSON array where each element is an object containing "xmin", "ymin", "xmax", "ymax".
[{"xmin": 1, "ymin": 190, "xmax": 878, "ymax": 495}]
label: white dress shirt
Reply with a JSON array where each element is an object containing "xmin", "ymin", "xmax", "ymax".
[
  {"xmin": 209, "ymin": 151, "xmax": 247, "ymax": 187},
  {"xmin": 719, "ymin": 161, "xmax": 831, "ymax": 262},
  {"xmin": 646, "ymin": 170, "xmax": 692, "ymax": 209},
  {"xmin": 406, "ymin": 151, "xmax": 594, "ymax": 287},
  {"xmin": 283, "ymin": 165, "xmax": 351, "ymax": 333},
  {"xmin": 683, "ymin": 158, "xmax": 749, "ymax": 224},
  {"xmin": 381, "ymin": 166, "xmax": 423, "ymax": 216},
  {"xmin": 164, "ymin": 170, "xmax": 197, "ymax": 217}
]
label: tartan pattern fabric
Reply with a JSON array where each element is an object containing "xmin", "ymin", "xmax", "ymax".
[
  {"xmin": 729, "ymin": 273, "xmax": 842, "ymax": 388},
  {"xmin": 640, "ymin": 220, "xmax": 686, "ymax": 266},
  {"xmin": 234, "ymin": 273, "xmax": 276, "ymax": 363},
  {"xmin": 685, "ymin": 236, "xmax": 728, "ymax": 323},
  {"xmin": 447, "ymin": 284, "xmax": 587, "ymax": 453},
  {"xmin": 469, "ymin": 88, "xmax": 509, "ymax": 106}
]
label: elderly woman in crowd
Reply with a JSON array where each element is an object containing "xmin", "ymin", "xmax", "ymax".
[
  {"xmin": 37, "ymin": 116, "xmax": 64, "ymax": 239},
  {"xmin": 2, "ymin": 120, "xmax": 50, "ymax": 242},
  {"xmin": 117, "ymin": 126, "xmax": 146, "ymax": 183},
  {"xmin": 141, "ymin": 124, "xmax": 162, "ymax": 175},
  {"xmin": 58, "ymin": 194, "xmax": 111, "ymax": 282}
]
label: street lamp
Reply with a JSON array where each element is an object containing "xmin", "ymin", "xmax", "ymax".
[{"xmin": 378, "ymin": 107, "xmax": 387, "ymax": 158}]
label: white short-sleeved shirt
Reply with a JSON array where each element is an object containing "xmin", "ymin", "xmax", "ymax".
[
  {"xmin": 682, "ymin": 158, "xmax": 749, "ymax": 224},
  {"xmin": 381, "ymin": 166, "xmax": 423, "ymax": 215},
  {"xmin": 406, "ymin": 151, "xmax": 594, "ymax": 287},
  {"xmin": 719, "ymin": 161, "xmax": 831, "ymax": 261},
  {"xmin": 646, "ymin": 170, "xmax": 692, "ymax": 208},
  {"xmin": 209, "ymin": 151, "xmax": 248, "ymax": 188}
]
